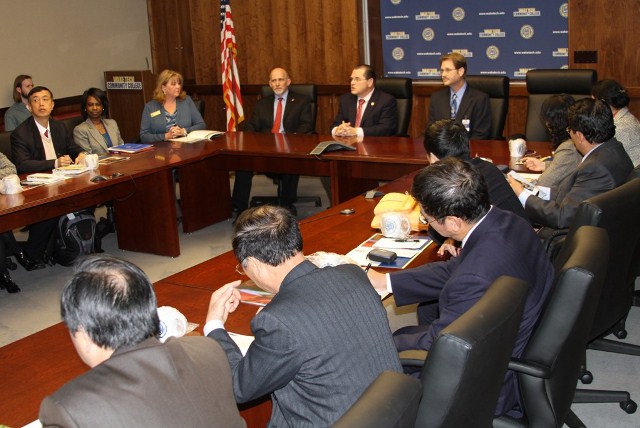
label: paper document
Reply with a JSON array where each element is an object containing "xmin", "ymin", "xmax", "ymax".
[
  {"xmin": 168, "ymin": 130, "xmax": 224, "ymax": 143},
  {"xmin": 508, "ymin": 171, "xmax": 551, "ymax": 200},
  {"xmin": 347, "ymin": 233, "xmax": 433, "ymax": 270},
  {"xmin": 228, "ymin": 332, "xmax": 255, "ymax": 356}
]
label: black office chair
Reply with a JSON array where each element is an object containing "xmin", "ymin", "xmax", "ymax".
[
  {"xmin": 401, "ymin": 275, "xmax": 529, "ymax": 427},
  {"xmin": 250, "ymin": 84, "xmax": 321, "ymax": 210},
  {"xmin": 0, "ymin": 131, "xmax": 11, "ymax": 158},
  {"xmin": 494, "ymin": 226, "xmax": 609, "ymax": 428},
  {"xmin": 375, "ymin": 77, "xmax": 413, "ymax": 137},
  {"xmin": 192, "ymin": 98, "xmax": 205, "ymax": 118},
  {"xmin": 333, "ymin": 371, "xmax": 422, "ymax": 428},
  {"xmin": 525, "ymin": 69, "xmax": 597, "ymax": 142},
  {"xmin": 61, "ymin": 115, "xmax": 85, "ymax": 138},
  {"xmin": 466, "ymin": 75, "xmax": 509, "ymax": 140},
  {"xmin": 553, "ymin": 179, "xmax": 640, "ymax": 415}
]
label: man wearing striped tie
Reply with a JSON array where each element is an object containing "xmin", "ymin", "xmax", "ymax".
[
  {"xmin": 428, "ymin": 52, "xmax": 492, "ymax": 140},
  {"xmin": 331, "ymin": 64, "xmax": 397, "ymax": 137}
]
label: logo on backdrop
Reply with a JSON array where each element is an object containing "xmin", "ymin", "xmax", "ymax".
[
  {"xmin": 559, "ymin": 3, "xmax": 569, "ymax": 18},
  {"xmin": 422, "ymin": 28, "xmax": 435, "ymax": 41},
  {"xmin": 392, "ymin": 47, "xmax": 405, "ymax": 60},
  {"xmin": 452, "ymin": 7, "xmax": 465, "ymax": 21},
  {"xmin": 486, "ymin": 45, "xmax": 500, "ymax": 60},
  {"xmin": 416, "ymin": 11, "xmax": 439, "ymax": 20},
  {"xmin": 520, "ymin": 25, "xmax": 534, "ymax": 39}
]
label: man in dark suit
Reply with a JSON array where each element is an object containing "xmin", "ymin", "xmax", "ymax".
[
  {"xmin": 508, "ymin": 98, "xmax": 633, "ymax": 229},
  {"xmin": 368, "ymin": 159, "xmax": 554, "ymax": 417},
  {"xmin": 428, "ymin": 52, "xmax": 492, "ymax": 139},
  {"xmin": 331, "ymin": 64, "xmax": 398, "ymax": 137},
  {"xmin": 39, "ymin": 256, "xmax": 245, "ymax": 428},
  {"xmin": 233, "ymin": 68, "xmax": 312, "ymax": 216},
  {"xmin": 206, "ymin": 205, "xmax": 402, "ymax": 427},
  {"xmin": 11, "ymin": 86, "xmax": 86, "ymax": 262}
]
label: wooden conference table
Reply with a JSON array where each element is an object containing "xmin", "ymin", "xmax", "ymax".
[{"xmin": 0, "ymin": 138, "xmax": 552, "ymax": 427}]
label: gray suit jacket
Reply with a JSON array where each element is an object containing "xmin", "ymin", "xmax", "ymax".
[
  {"xmin": 209, "ymin": 261, "xmax": 402, "ymax": 427},
  {"xmin": 525, "ymin": 138, "xmax": 633, "ymax": 228},
  {"xmin": 39, "ymin": 336, "xmax": 246, "ymax": 428},
  {"xmin": 73, "ymin": 118, "xmax": 124, "ymax": 155}
]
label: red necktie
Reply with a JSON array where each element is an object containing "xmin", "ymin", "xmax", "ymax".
[
  {"xmin": 272, "ymin": 97, "xmax": 283, "ymax": 133},
  {"xmin": 355, "ymin": 99, "xmax": 365, "ymax": 128},
  {"xmin": 44, "ymin": 129, "xmax": 49, "ymax": 138}
]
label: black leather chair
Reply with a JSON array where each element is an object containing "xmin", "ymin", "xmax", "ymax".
[
  {"xmin": 192, "ymin": 98, "xmax": 205, "ymax": 118},
  {"xmin": 466, "ymin": 75, "xmax": 509, "ymax": 140},
  {"xmin": 524, "ymin": 69, "xmax": 597, "ymax": 142},
  {"xmin": 556, "ymin": 178, "xmax": 640, "ymax": 415},
  {"xmin": 401, "ymin": 275, "xmax": 529, "ymax": 428},
  {"xmin": 250, "ymin": 84, "xmax": 321, "ymax": 210},
  {"xmin": 375, "ymin": 77, "xmax": 413, "ymax": 137},
  {"xmin": 494, "ymin": 226, "xmax": 609, "ymax": 428},
  {"xmin": 333, "ymin": 371, "xmax": 422, "ymax": 428},
  {"xmin": 61, "ymin": 115, "xmax": 85, "ymax": 138},
  {"xmin": 0, "ymin": 131, "xmax": 11, "ymax": 158}
]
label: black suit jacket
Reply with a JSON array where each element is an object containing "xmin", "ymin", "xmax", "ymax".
[
  {"xmin": 11, "ymin": 116, "xmax": 84, "ymax": 173},
  {"xmin": 525, "ymin": 139, "xmax": 633, "ymax": 228},
  {"xmin": 391, "ymin": 207, "xmax": 554, "ymax": 415},
  {"xmin": 331, "ymin": 88, "xmax": 398, "ymax": 136},
  {"xmin": 209, "ymin": 261, "xmax": 402, "ymax": 427},
  {"xmin": 243, "ymin": 91, "xmax": 313, "ymax": 133},
  {"xmin": 428, "ymin": 85, "xmax": 492, "ymax": 139}
]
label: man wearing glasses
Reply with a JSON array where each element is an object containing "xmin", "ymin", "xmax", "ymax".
[
  {"xmin": 331, "ymin": 64, "xmax": 397, "ymax": 137},
  {"xmin": 428, "ymin": 52, "xmax": 491, "ymax": 139},
  {"xmin": 508, "ymin": 98, "xmax": 633, "ymax": 229},
  {"xmin": 367, "ymin": 158, "xmax": 554, "ymax": 417}
]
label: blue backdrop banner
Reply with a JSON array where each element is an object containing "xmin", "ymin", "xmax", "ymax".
[{"xmin": 380, "ymin": 1, "xmax": 568, "ymax": 79}]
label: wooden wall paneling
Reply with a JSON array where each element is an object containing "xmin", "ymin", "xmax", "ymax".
[{"xmin": 190, "ymin": 0, "xmax": 218, "ymax": 84}]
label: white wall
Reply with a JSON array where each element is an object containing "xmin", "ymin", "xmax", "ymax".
[{"xmin": 0, "ymin": 0, "xmax": 152, "ymax": 107}]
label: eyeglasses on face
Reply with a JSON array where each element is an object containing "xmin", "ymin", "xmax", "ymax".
[{"xmin": 235, "ymin": 259, "xmax": 246, "ymax": 275}]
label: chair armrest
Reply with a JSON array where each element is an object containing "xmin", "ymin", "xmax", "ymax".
[
  {"xmin": 399, "ymin": 349, "xmax": 429, "ymax": 368},
  {"xmin": 507, "ymin": 357, "xmax": 552, "ymax": 378}
]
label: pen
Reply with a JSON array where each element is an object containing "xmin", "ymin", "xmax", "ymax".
[
  {"xmin": 395, "ymin": 239, "xmax": 419, "ymax": 242},
  {"xmin": 364, "ymin": 263, "xmax": 372, "ymax": 273},
  {"xmin": 539, "ymin": 156, "xmax": 552, "ymax": 162}
]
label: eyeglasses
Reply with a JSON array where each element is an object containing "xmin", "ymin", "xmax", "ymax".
[
  {"xmin": 419, "ymin": 209, "xmax": 442, "ymax": 226},
  {"xmin": 235, "ymin": 259, "xmax": 246, "ymax": 275},
  {"xmin": 440, "ymin": 68, "xmax": 458, "ymax": 74}
]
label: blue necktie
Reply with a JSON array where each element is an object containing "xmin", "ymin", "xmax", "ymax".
[{"xmin": 450, "ymin": 93, "xmax": 458, "ymax": 119}]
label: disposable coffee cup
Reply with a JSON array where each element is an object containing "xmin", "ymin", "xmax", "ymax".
[
  {"xmin": 508, "ymin": 138, "xmax": 527, "ymax": 157},
  {"xmin": 0, "ymin": 174, "xmax": 23, "ymax": 195},
  {"xmin": 84, "ymin": 154, "xmax": 99, "ymax": 170},
  {"xmin": 157, "ymin": 306, "xmax": 188, "ymax": 343},
  {"xmin": 381, "ymin": 212, "xmax": 412, "ymax": 239}
]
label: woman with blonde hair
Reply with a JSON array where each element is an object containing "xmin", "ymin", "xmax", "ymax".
[{"xmin": 139, "ymin": 69, "xmax": 206, "ymax": 142}]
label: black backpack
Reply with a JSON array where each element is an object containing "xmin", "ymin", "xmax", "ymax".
[{"xmin": 54, "ymin": 211, "xmax": 97, "ymax": 266}]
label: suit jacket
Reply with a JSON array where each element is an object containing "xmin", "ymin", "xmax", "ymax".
[
  {"xmin": 331, "ymin": 88, "xmax": 398, "ymax": 136},
  {"xmin": 39, "ymin": 336, "xmax": 246, "ymax": 428},
  {"xmin": 390, "ymin": 207, "xmax": 554, "ymax": 415},
  {"xmin": 209, "ymin": 261, "xmax": 402, "ymax": 427},
  {"xmin": 140, "ymin": 96, "xmax": 206, "ymax": 143},
  {"xmin": 525, "ymin": 138, "xmax": 633, "ymax": 228},
  {"xmin": 428, "ymin": 84, "xmax": 492, "ymax": 139},
  {"xmin": 73, "ymin": 118, "xmax": 124, "ymax": 155},
  {"xmin": 243, "ymin": 91, "xmax": 313, "ymax": 133},
  {"xmin": 536, "ymin": 139, "xmax": 582, "ymax": 188},
  {"xmin": 11, "ymin": 116, "xmax": 84, "ymax": 173},
  {"xmin": 3, "ymin": 102, "xmax": 31, "ymax": 131}
]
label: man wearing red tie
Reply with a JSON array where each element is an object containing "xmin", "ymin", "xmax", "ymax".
[
  {"xmin": 233, "ymin": 68, "xmax": 312, "ymax": 217},
  {"xmin": 331, "ymin": 64, "xmax": 397, "ymax": 137}
]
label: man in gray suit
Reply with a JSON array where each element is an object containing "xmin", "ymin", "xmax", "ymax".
[
  {"xmin": 206, "ymin": 205, "xmax": 402, "ymax": 427},
  {"xmin": 39, "ymin": 255, "xmax": 245, "ymax": 428}
]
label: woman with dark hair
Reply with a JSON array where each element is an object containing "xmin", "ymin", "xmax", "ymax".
[
  {"xmin": 520, "ymin": 94, "xmax": 582, "ymax": 187},
  {"xmin": 73, "ymin": 87, "xmax": 124, "ymax": 155},
  {"xmin": 592, "ymin": 79, "xmax": 640, "ymax": 166},
  {"xmin": 139, "ymin": 69, "xmax": 205, "ymax": 143}
]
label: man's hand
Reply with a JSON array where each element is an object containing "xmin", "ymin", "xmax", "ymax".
[
  {"xmin": 74, "ymin": 152, "xmax": 87, "ymax": 166},
  {"xmin": 206, "ymin": 280, "xmax": 242, "ymax": 325},
  {"xmin": 437, "ymin": 238, "xmax": 461, "ymax": 257},
  {"xmin": 521, "ymin": 157, "xmax": 545, "ymax": 172},
  {"xmin": 507, "ymin": 174, "xmax": 525, "ymax": 196},
  {"xmin": 334, "ymin": 121, "xmax": 357, "ymax": 137},
  {"xmin": 58, "ymin": 155, "xmax": 72, "ymax": 167},
  {"xmin": 366, "ymin": 269, "xmax": 389, "ymax": 294}
]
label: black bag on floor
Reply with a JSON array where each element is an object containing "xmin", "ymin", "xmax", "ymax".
[{"xmin": 54, "ymin": 210, "xmax": 96, "ymax": 266}]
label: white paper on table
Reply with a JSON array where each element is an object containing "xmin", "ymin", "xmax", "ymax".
[
  {"xmin": 228, "ymin": 332, "xmax": 255, "ymax": 356},
  {"xmin": 23, "ymin": 419, "xmax": 43, "ymax": 428},
  {"xmin": 373, "ymin": 237, "xmax": 425, "ymax": 250}
]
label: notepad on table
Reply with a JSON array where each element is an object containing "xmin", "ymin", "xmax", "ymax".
[{"xmin": 168, "ymin": 130, "xmax": 225, "ymax": 143}]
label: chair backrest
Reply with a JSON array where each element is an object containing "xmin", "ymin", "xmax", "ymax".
[
  {"xmin": 374, "ymin": 77, "xmax": 413, "ymax": 137},
  {"xmin": 563, "ymin": 177, "xmax": 640, "ymax": 341},
  {"xmin": 192, "ymin": 98, "xmax": 205, "ymax": 118},
  {"xmin": 466, "ymin": 75, "xmax": 510, "ymax": 140},
  {"xmin": 0, "ymin": 131, "xmax": 11, "ymax": 159},
  {"xmin": 60, "ymin": 115, "xmax": 85, "ymax": 138},
  {"xmin": 514, "ymin": 226, "xmax": 608, "ymax": 427},
  {"xmin": 332, "ymin": 371, "xmax": 422, "ymax": 428},
  {"xmin": 525, "ymin": 69, "xmax": 597, "ymax": 142},
  {"xmin": 260, "ymin": 84, "xmax": 318, "ymax": 132},
  {"xmin": 416, "ymin": 275, "xmax": 529, "ymax": 428}
]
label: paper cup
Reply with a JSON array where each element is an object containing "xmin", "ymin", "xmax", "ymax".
[
  {"xmin": 0, "ymin": 174, "xmax": 23, "ymax": 195},
  {"xmin": 381, "ymin": 212, "xmax": 412, "ymax": 238},
  {"xmin": 157, "ymin": 306, "xmax": 188, "ymax": 342},
  {"xmin": 508, "ymin": 138, "xmax": 527, "ymax": 157}
]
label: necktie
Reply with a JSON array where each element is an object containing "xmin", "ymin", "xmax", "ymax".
[
  {"xmin": 272, "ymin": 97, "xmax": 283, "ymax": 133},
  {"xmin": 44, "ymin": 129, "xmax": 49, "ymax": 138},
  {"xmin": 355, "ymin": 98, "xmax": 365, "ymax": 128},
  {"xmin": 450, "ymin": 93, "xmax": 458, "ymax": 119}
]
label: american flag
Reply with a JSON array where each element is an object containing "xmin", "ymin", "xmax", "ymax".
[{"xmin": 220, "ymin": 0, "xmax": 244, "ymax": 131}]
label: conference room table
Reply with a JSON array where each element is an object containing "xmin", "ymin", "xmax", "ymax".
[
  {"xmin": 0, "ymin": 137, "xmax": 552, "ymax": 427},
  {"xmin": 0, "ymin": 132, "xmax": 550, "ymax": 258}
]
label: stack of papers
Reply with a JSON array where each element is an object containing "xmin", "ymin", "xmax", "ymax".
[
  {"xmin": 26, "ymin": 173, "xmax": 67, "ymax": 184},
  {"xmin": 52, "ymin": 165, "xmax": 90, "ymax": 175},
  {"xmin": 168, "ymin": 130, "xmax": 225, "ymax": 143},
  {"xmin": 346, "ymin": 233, "xmax": 433, "ymax": 269}
]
